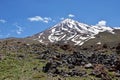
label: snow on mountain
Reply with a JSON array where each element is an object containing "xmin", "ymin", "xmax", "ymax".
[
  {"xmin": 33, "ymin": 18, "xmax": 115, "ymax": 45},
  {"xmin": 114, "ymin": 27, "xmax": 120, "ymax": 29}
]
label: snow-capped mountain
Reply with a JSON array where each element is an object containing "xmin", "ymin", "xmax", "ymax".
[{"xmin": 33, "ymin": 19, "xmax": 115, "ymax": 45}]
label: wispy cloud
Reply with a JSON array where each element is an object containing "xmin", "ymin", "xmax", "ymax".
[
  {"xmin": 60, "ymin": 17, "xmax": 65, "ymax": 20},
  {"xmin": 97, "ymin": 20, "xmax": 106, "ymax": 26},
  {"xmin": 6, "ymin": 33, "xmax": 10, "ymax": 37},
  {"xmin": 16, "ymin": 26, "xmax": 23, "ymax": 35},
  {"xmin": 0, "ymin": 19, "xmax": 7, "ymax": 23},
  {"xmin": 68, "ymin": 14, "xmax": 75, "ymax": 18},
  {"xmin": 28, "ymin": 16, "xmax": 43, "ymax": 22},
  {"xmin": 28, "ymin": 16, "xmax": 52, "ymax": 23},
  {"xmin": 14, "ymin": 23, "xmax": 23, "ymax": 35}
]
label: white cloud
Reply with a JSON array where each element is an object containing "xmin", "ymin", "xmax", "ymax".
[
  {"xmin": 28, "ymin": 16, "xmax": 43, "ymax": 22},
  {"xmin": 97, "ymin": 20, "xmax": 106, "ymax": 26},
  {"xmin": 68, "ymin": 14, "xmax": 75, "ymax": 18},
  {"xmin": 0, "ymin": 19, "xmax": 7, "ymax": 23},
  {"xmin": 28, "ymin": 16, "xmax": 52, "ymax": 23},
  {"xmin": 14, "ymin": 23, "xmax": 23, "ymax": 35},
  {"xmin": 43, "ymin": 17, "xmax": 52, "ymax": 23}
]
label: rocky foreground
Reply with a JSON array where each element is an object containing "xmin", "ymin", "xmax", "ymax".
[
  {"xmin": 38, "ymin": 50, "xmax": 120, "ymax": 80},
  {"xmin": 0, "ymin": 39, "xmax": 120, "ymax": 80}
]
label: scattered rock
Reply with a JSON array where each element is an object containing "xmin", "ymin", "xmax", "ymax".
[
  {"xmin": 68, "ymin": 64, "xmax": 75, "ymax": 69},
  {"xmin": 40, "ymin": 50, "xmax": 120, "ymax": 79},
  {"xmin": 92, "ymin": 64, "xmax": 111, "ymax": 80},
  {"xmin": 115, "ymin": 72, "xmax": 120, "ymax": 77},
  {"xmin": 84, "ymin": 63, "xmax": 93, "ymax": 69}
]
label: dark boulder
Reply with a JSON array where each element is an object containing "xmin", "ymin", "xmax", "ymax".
[
  {"xmin": 116, "ymin": 43, "xmax": 120, "ymax": 54},
  {"xmin": 42, "ymin": 62, "xmax": 52, "ymax": 73}
]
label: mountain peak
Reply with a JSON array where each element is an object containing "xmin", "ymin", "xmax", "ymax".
[
  {"xmin": 61, "ymin": 18, "xmax": 84, "ymax": 25},
  {"xmin": 62, "ymin": 18, "xmax": 75, "ymax": 22},
  {"xmin": 32, "ymin": 19, "xmax": 115, "ymax": 45},
  {"xmin": 59, "ymin": 18, "xmax": 78, "ymax": 26},
  {"xmin": 53, "ymin": 18, "xmax": 90, "ymax": 32}
]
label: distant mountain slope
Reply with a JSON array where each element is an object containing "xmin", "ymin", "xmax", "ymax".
[{"xmin": 82, "ymin": 29, "xmax": 120, "ymax": 47}]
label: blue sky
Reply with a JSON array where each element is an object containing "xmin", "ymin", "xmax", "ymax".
[{"xmin": 0, "ymin": 0, "xmax": 120, "ymax": 38}]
